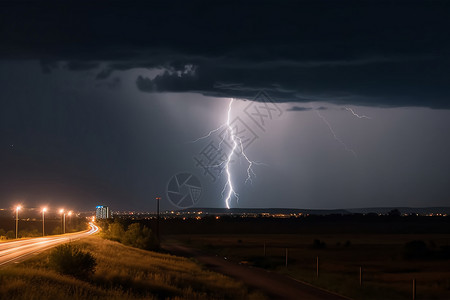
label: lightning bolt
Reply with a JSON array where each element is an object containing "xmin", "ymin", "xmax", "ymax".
[
  {"xmin": 189, "ymin": 124, "xmax": 227, "ymax": 143},
  {"xmin": 344, "ymin": 107, "xmax": 371, "ymax": 119},
  {"xmin": 222, "ymin": 99, "xmax": 239, "ymax": 208},
  {"xmin": 314, "ymin": 107, "xmax": 357, "ymax": 158},
  {"xmin": 222, "ymin": 98, "xmax": 259, "ymax": 208},
  {"xmin": 192, "ymin": 98, "xmax": 257, "ymax": 209}
]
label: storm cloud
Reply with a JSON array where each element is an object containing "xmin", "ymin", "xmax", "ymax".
[{"xmin": 1, "ymin": 1, "xmax": 449, "ymax": 108}]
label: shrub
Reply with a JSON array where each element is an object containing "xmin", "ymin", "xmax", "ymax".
[
  {"xmin": 122, "ymin": 223, "xmax": 159, "ymax": 251},
  {"xmin": 6, "ymin": 230, "xmax": 15, "ymax": 239},
  {"xmin": 100, "ymin": 220, "xmax": 160, "ymax": 251},
  {"xmin": 49, "ymin": 244, "xmax": 97, "ymax": 278},
  {"xmin": 107, "ymin": 221, "xmax": 125, "ymax": 241}
]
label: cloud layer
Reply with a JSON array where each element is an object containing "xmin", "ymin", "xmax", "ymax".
[{"xmin": 1, "ymin": 1, "xmax": 449, "ymax": 108}]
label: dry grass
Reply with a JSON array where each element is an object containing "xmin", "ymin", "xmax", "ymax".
[
  {"xmin": 170, "ymin": 233, "xmax": 450, "ymax": 300},
  {"xmin": 0, "ymin": 235, "xmax": 265, "ymax": 300}
]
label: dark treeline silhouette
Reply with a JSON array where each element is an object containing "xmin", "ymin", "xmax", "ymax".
[{"xmin": 114, "ymin": 214, "xmax": 450, "ymax": 235}]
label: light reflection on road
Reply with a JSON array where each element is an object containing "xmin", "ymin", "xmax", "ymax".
[{"xmin": 0, "ymin": 222, "xmax": 99, "ymax": 267}]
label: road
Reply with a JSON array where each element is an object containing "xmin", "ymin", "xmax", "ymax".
[
  {"xmin": 163, "ymin": 242, "xmax": 350, "ymax": 300},
  {"xmin": 0, "ymin": 223, "xmax": 99, "ymax": 267}
]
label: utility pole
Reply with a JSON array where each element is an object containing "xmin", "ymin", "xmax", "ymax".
[
  {"xmin": 15, "ymin": 206, "xmax": 21, "ymax": 239},
  {"xmin": 156, "ymin": 197, "xmax": 161, "ymax": 240},
  {"xmin": 42, "ymin": 207, "xmax": 47, "ymax": 237}
]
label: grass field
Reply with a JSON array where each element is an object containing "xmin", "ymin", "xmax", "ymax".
[
  {"xmin": 0, "ymin": 235, "xmax": 265, "ymax": 300},
  {"xmin": 168, "ymin": 233, "xmax": 450, "ymax": 300}
]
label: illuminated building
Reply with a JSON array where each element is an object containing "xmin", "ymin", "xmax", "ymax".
[{"xmin": 96, "ymin": 205, "xmax": 110, "ymax": 219}]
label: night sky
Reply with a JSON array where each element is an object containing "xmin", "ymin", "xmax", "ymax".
[{"xmin": 1, "ymin": 1, "xmax": 449, "ymax": 211}]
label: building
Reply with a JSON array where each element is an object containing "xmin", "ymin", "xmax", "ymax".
[{"xmin": 96, "ymin": 205, "xmax": 110, "ymax": 219}]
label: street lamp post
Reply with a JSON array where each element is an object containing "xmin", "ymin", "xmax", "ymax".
[
  {"xmin": 42, "ymin": 207, "xmax": 47, "ymax": 237},
  {"xmin": 59, "ymin": 209, "xmax": 65, "ymax": 234},
  {"xmin": 67, "ymin": 211, "xmax": 72, "ymax": 232},
  {"xmin": 15, "ymin": 205, "xmax": 21, "ymax": 239}
]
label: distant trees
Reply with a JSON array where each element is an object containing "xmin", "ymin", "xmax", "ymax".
[
  {"xmin": 102, "ymin": 220, "xmax": 159, "ymax": 251},
  {"xmin": 1, "ymin": 230, "xmax": 15, "ymax": 239},
  {"xmin": 388, "ymin": 209, "xmax": 401, "ymax": 217},
  {"xmin": 18, "ymin": 229, "xmax": 40, "ymax": 238}
]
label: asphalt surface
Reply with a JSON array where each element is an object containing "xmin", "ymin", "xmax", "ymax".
[
  {"xmin": 0, "ymin": 223, "xmax": 99, "ymax": 267},
  {"xmin": 163, "ymin": 242, "xmax": 350, "ymax": 300}
]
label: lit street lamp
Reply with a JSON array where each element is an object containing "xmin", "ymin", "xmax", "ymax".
[
  {"xmin": 67, "ymin": 211, "xmax": 72, "ymax": 232},
  {"xmin": 15, "ymin": 205, "xmax": 21, "ymax": 239},
  {"xmin": 42, "ymin": 207, "xmax": 47, "ymax": 237},
  {"xmin": 59, "ymin": 209, "xmax": 66, "ymax": 234}
]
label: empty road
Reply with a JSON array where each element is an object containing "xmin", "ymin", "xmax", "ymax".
[{"xmin": 0, "ymin": 223, "xmax": 99, "ymax": 267}]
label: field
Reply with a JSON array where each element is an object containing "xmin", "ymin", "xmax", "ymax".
[
  {"xmin": 167, "ymin": 232, "xmax": 450, "ymax": 300},
  {"xmin": 0, "ymin": 235, "xmax": 265, "ymax": 299}
]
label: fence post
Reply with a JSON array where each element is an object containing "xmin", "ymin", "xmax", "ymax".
[
  {"xmin": 359, "ymin": 266, "xmax": 362, "ymax": 286},
  {"xmin": 316, "ymin": 256, "xmax": 319, "ymax": 278}
]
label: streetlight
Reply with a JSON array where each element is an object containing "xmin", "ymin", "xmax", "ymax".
[
  {"xmin": 67, "ymin": 211, "xmax": 72, "ymax": 232},
  {"xmin": 59, "ymin": 209, "xmax": 65, "ymax": 234},
  {"xmin": 15, "ymin": 205, "xmax": 21, "ymax": 239},
  {"xmin": 42, "ymin": 207, "xmax": 47, "ymax": 237}
]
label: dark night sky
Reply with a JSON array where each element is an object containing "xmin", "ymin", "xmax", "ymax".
[{"xmin": 0, "ymin": 1, "xmax": 449, "ymax": 211}]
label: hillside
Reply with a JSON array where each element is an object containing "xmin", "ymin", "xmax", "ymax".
[{"xmin": 0, "ymin": 235, "xmax": 264, "ymax": 299}]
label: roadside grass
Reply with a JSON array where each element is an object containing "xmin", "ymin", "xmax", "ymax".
[
  {"xmin": 168, "ymin": 233, "xmax": 450, "ymax": 300},
  {"xmin": 0, "ymin": 235, "xmax": 266, "ymax": 299}
]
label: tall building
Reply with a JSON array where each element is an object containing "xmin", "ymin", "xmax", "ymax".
[{"xmin": 96, "ymin": 205, "xmax": 110, "ymax": 219}]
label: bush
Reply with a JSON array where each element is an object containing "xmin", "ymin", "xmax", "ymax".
[
  {"xmin": 122, "ymin": 223, "xmax": 159, "ymax": 251},
  {"xmin": 101, "ymin": 220, "xmax": 160, "ymax": 251},
  {"xmin": 49, "ymin": 244, "xmax": 97, "ymax": 278},
  {"xmin": 6, "ymin": 230, "xmax": 15, "ymax": 239},
  {"xmin": 107, "ymin": 221, "xmax": 125, "ymax": 241}
]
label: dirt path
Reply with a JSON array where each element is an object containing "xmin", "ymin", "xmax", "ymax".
[{"xmin": 162, "ymin": 242, "xmax": 350, "ymax": 300}]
